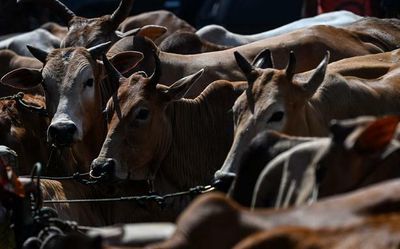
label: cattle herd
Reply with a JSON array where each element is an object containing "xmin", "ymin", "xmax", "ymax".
[{"xmin": 2, "ymin": 0, "xmax": 400, "ymax": 248}]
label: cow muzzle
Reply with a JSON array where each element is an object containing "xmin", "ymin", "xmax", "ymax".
[
  {"xmin": 90, "ymin": 157, "xmax": 116, "ymax": 179},
  {"xmin": 47, "ymin": 121, "xmax": 78, "ymax": 147},
  {"xmin": 212, "ymin": 171, "xmax": 236, "ymax": 193}
]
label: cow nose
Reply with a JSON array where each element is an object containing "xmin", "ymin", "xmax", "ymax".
[
  {"xmin": 48, "ymin": 122, "xmax": 77, "ymax": 146},
  {"xmin": 90, "ymin": 158, "xmax": 116, "ymax": 178},
  {"xmin": 212, "ymin": 171, "xmax": 236, "ymax": 193}
]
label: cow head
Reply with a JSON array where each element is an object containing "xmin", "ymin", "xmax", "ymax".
[
  {"xmin": 91, "ymin": 54, "xmax": 204, "ymax": 180},
  {"xmin": 18, "ymin": 0, "xmax": 134, "ymax": 48},
  {"xmin": 215, "ymin": 49, "xmax": 330, "ymax": 181},
  {"xmin": 1, "ymin": 44, "xmax": 143, "ymax": 150},
  {"xmin": 315, "ymin": 115, "xmax": 400, "ymax": 196}
]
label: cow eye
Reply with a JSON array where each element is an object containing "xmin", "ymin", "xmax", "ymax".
[
  {"xmin": 85, "ymin": 79, "xmax": 94, "ymax": 88},
  {"xmin": 136, "ymin": 108, "xmax": 150, "ymax": 121},
  {"xmin": 268, "ymin": 111, "xmax": 284, "ymax": 123}
]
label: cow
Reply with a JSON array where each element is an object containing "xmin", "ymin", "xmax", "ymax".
[
  {"xmin": 0, "ymin": 94, "xmax": 49, "ymax": 175},
  {"xmin": 1, "ymin": 44, "xmax": 143, "ymax": 174},
  {"xmin": 118, "ymin": 10, "xmax": 196, "ymax": 45},
  {"xmin": 216, "ymin": 47, "xmax": 400, "ymax": 183},
  {"xmin": 147, "ymin": 179, "xmax": 400, "ymax": 249},
  {"xmin": 18, "ymin": 0, "xmax": 135, "ymax": 48},
  {"xmin": 128, "ymin": 17, "xmax": 400, "ymax": 98},
  {"xmin": 0, "ymin": 28, "xmax": 60, "ymax": 57},
  {"xmin": 196, "ymin": 10, "xmax": 361, "ymax": 46},
  {"xmin": 159, "ymin": 31, "xmax": 231, "ymax": 55},
  {"xmin": 228, "ymin": 131, "xmax": 315, "ymax": 207},
  {"xmin": 90, "ymin": 54, "xmax": 246, "ymax": 218},
  {"xmin": 252, "ymin": 115, "xmax": 400, "ymax": 208}
]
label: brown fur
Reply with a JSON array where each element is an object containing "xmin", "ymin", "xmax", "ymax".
[
  {"xmin": 129, "ymin": 18, "xmax": 400, "ymax": 98},
  {"xmin": 95, "ymin": 78, "xmax": 245, "ymax": 219},
  {"xmin": 119, "ymin": 10, "xmax": 196, "ymax": 45},
  {"xmin": 0, "ymin": 94, "xmax": 48, "ymax": 174},
  {"xmin": 40, "ymin": 179, "xmax": 160, "ymax": 226},
  {"xmin": 223, "ymin": 47, "xmax": 400, "ymax": 180},
  {"xmin": 148, "ymin": 179, "xmax": 400, "ymax": 249},
  {"xmin": 159, "ymin": 31, "xmax": 231, "ymax": 54},
  {"xmin": 0, "ymin": 49, "xmax": 43, "ymax": 97}
]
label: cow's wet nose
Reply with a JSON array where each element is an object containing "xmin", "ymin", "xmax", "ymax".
[
  {"xmin": 48, "ymin": 122, "xmax": 77, "ymax": 146},
  {"xmin": 90, "ymin": 158, "xmax": 116, "ymax": 178},
  {"xmin": 212, "ymin": 171, "xmax": 236, "ymax": 193}
]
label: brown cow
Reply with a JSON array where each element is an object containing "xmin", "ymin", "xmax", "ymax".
[
  {"xmin": 119, "ymin": 10, "xmax": 196, "ymax": 45},
  {"xmin": 0, "ymin": 94, "xmax": 49, "ymax": 175},
  {"xmin": 91, "ymin": 55, "xmax": 245, "ymax": 217},
  {"xmin": 1, "ymin": 44, "xmax": 143, "ymax": 174},
  {"xmin": 217, "ymin": 47, "xmax": 400, "ymax": 182},
  {"xmin": 253, "ymin": 115, "xmax": 400, "ymax": 208},
  {"xmin": 147, "ymin": 179, "xmax": 400, "ymax": 249},
  {"xmin": 129, "ymin": 17, "xmax": 400, "ymax": 98}
]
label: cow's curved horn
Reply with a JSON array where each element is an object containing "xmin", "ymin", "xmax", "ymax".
[
  {"xmin": 234, "ymin": 51, "xmax": 255, "ymax": 80},
  {"xmin": 88, "ymin": 41, "xmax": 113, "ymax": 59},
  {"xmin": 301, "ymin": 51, "xmax": 330, "ymax": 97},
  {"xmin": 27, "ymin": 45, "xmax": 48, "ymax": 63},
  {"xmin": 252, "ymin": 48, "xmax": 274, "ymax": 69},
  {"xmin": 285, "ymin": 51, "xmax": 296, "ymax": 80},
  {"xmin": 18, "ymin": 0, "xmax": 75, "ymax": 24},
  {"xmin": 149, "ymin": 50, "xmax": 161, "ymax": 87},
  {"xmin": 110, "ymin": 0, "xmax": 135, "ymax": 28}
]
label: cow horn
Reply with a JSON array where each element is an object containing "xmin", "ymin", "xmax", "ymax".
[
  {"xmin": 18, "ymin": 0, "xmax": 75, "ymax": 24},
  {"xmin": 27, "ymin": 45, "xmax": 48, "ymax": 63},
  {"xmin": 149, "ymin": 50, "xmax": 161, "ymax": 87},
  {"xmin": 301, "ymin": 51, "xmax": 330, "ymax": 97},
  {"xmin": 234, "ymin": 51, "xmax": 255, "ymax": 81},
  {"xmin": 285, "ymin": 51, "xmax": 296, "ymax": 80},
  {"xmin": 234, "ymin": 51, "xmax": 256, "ymax": 113},
  {"xmin": 252, "ymin": 48, "xmax": 274, "ymax": 69},
  {"xmin": 88, "ymin": 41, "xmax": 113, "ymax": 59},
  {"xmin": 110, "ymin": 0, "xmax": 135, "ymax": 28}
]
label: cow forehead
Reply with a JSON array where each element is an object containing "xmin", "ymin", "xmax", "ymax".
[{"xmin": 43, "ymin": 48, "xmax": 95, "ymax": 82}]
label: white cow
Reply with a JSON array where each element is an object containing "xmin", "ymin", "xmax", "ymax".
[{"xmin": 196, "ymin": 11, "xmax": 362, "ymax": 46}]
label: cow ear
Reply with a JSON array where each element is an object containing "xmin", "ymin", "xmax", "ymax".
[
  {"xmin": 1, "ymin": 68, "xmax": 43, "ymax": 89},
  {"xmin": 162, "ymin": 69, "xmax": 204, "ymax": 101},
  {"xmin": 109, "ymin": 51, "xmax": 144, "ymax": 75},
  {"xmin": 299, "ymin": 51, "xmax": 330, "ymax": 97},
  {"xmin": 345, "ymin": 115, "xmax": 400, "ymax": 154},
  {"xmin": 135, "ymin": 25, "xmax": 168, "ymax": 41},
  {"xmin": 252, "ymin": 48, "xmax": 274, "ymax": 69}
]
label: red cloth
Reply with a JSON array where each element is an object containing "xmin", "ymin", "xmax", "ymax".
[{"xmin": 318, "ymin": 0, "xmax": 375, "ymax": 16}]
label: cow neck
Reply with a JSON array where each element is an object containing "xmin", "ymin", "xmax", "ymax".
[
  {"xmin": 71, "ymin": 66, "xmax": 107, "ymax": 172},
  {"xmin": 155, "ymin": 83, "xmax": 237, "ymax": 192},
  {"xmin": 304, "ymin": 71, "xmax": 400, "ymax": 138}
]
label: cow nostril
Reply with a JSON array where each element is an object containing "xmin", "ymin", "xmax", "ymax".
[
  {"xmin": 90, "ymin": 158, "xmax": 116, "ymax": 179},
  {"xmin": 48, "ymin": 122, "xmax": 77, "ymax": 146},
  {"xmin": 65, "ymin": 123, "xmax": 77, "ymax": 135}
]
